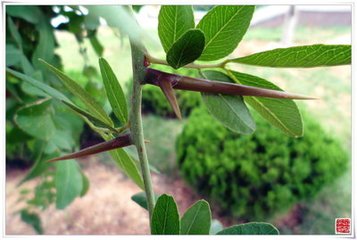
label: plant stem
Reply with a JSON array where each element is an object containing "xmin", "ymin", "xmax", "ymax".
[
  {"xmin": 129, "ymin": 41, "xmax": 156, "ymax": 225},
  {"xmin": 146, "ymin": 54, "xmax": 228, "ymax": 69}
]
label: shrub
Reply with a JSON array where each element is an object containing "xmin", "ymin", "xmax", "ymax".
[
  {"xmin": 177, "ymin": 107, "xmax": 348, "ymax": 220},
  {"xmin": 141, "ymin": 85, "xmax": 202, "ymax": 118}
]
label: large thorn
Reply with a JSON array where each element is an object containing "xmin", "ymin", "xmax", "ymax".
[
  {"xmin": 47, "ymin": 134, "xmax": 132, "ymax": 163},
  {"xmin": 144, "ymin": 68, "xmax": 316, "ymax": 100},
  {"xmin": 158, "ymin": 78, "xmax": 182, "ymax": 119}
]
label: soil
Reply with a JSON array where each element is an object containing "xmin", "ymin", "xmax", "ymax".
[{"xmin": 5, "ymin": 159, "xmax": 223, "ymax": 235}]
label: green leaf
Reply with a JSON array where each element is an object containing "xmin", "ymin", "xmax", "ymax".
[
  {"xmin": 99, "ymin": 58, "xmax": 128, "ymax": 123},
  {"xmin": 7, "ymin": 16, "xmax": 22, "ymax": 49},
  {"xmin": 217, "ymin": 222, "xmax": 279, "ymax": 235},
  {"xmin": 55, "ymin": 160, "xmax": 83, "ymax": 209},
  {"xmin": 7, "ymin": 68, "xmax": 67, "ymax": 101},
  {"xmin": 227, "ymin": 70, "xmax": 303, "ymax": 137},
  {"xmin": 201, "ymin": 70, "xmax": 256, "ymax": 134},
  {"xmin": 62, "ymin": 101, "xmax": 116, "ymax": 131},
  {"xmin": 230, "ymin": 44, "xmax": 351, "ymax": 67},
  {"xmin": 32, "ymin": 21, "xmax": 55, "ymax": 69},
  {"xmin": 20, "ymin": 210, "xmax": 43, "ymax": 234},
  {"xmin": 15, "ymin": 99, "xmax": 56, "ymax": 140},
  {"xmin": 210, "ymin": 219, "xmax": 224, "ymax": 235},
  {"xmin": 181, "ymin": 200, "xmax": 211, "ymax": 235},
  {"xmin": 151, "ymin": 194, "xmax": 180, "ymax": 235},
  {"xmin": 197, "ymin": 6, "xmax": 255, "ymax": 61},
  {"xmin": 39, "ymin": 59, "xmax": 113, "ymax": 127},
  {"xmin": 102, "ymin": 136, "xmax": 144, "ymax": 189},
  {"xmin": 166, "ymin": 29, "xmax": 205, "ymax": 69},
  {"xmin": 6, "ymin": 6, "xmax": 41, "ymax": 24},
  {"xmin": 131, "ymin": 192, "xmax": 159, "ymax": 210},
  {"xmin": 18, "ymin": 142, "xmax": 47, "ymax": 185},
  {"xmin": 89, "ymin": 35, "xmax": 104, "ymax": 57},
  {"xmin": 80, "ymin": 173, "xmax": 90, "ymax": 197},
  {"xmin": 15, "ymin": 99, "xmax": 82, "ymax": 153},
  {"xmin": 158, "ymin": 6, "xmax": 195, "ymax": 52},
  {"xmin": 6, "ymin": 44, "xmax": 22, "ymax": 66},
  {"xmin": 6, "ymin": 68, "xmax": 115, "ymax": 132}
]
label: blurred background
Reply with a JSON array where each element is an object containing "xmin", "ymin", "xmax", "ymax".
[{"xmin": 6, "ymin": 5, "xmax": 351, "ymax": 234}]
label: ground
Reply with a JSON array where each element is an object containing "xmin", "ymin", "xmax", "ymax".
[{"xmin": 6, "ymin": 159, "xmax": 200, "ymax": 235}]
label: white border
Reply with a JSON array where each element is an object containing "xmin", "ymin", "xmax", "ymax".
[{"xmin": 1, "ymin": 1, "xmax": 355, "ymax": 240}]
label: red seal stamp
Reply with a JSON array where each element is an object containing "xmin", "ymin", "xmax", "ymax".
[{"xmin": 335, "ymin": 218, "xmax": 351, "ymax": 234}]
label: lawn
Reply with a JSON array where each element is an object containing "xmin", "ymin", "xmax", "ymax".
[{"xmin": 54, "ymin": 24, "xmax": 351, "ymax": 234}]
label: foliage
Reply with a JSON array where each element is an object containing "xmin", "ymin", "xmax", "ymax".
[
  {"xmin": 177, "ymin": 107, "xmax": 349, "ymax": 220},
  {"xmin": 5, "ymin": 6, "xmax": 108, "ymax": 230},
  {"xmin": 6, "ymin": 4, "xmax": 351, "ymax": 235}
]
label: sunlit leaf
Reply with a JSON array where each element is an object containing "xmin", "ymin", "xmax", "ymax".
[
  {"xmin": 230, "ymin": 44, "xmax": 351, "ymax": 67},
  {"xmin": 158, "ymin": 6, "xmax": 195, "ymax": 52},
  {"xmin": 197, "ymin": 6, "xmax": 255, "ymax": 61}
]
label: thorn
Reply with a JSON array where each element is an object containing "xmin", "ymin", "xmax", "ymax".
[
  {"xmin": 158, "ymin": 79, "xmax": 182, "ymax": 120},
  {"xmin": 144, "ymin": 139, "xmax": 150, "ymax": 143},
  {"xmin": 144, "ymin": 55, "xmax": 150, "ymax": 67},
  {"xmin": 144, "ymin": 68, "xmax": 316, "ymax": 100},
  {"xmin": 47, "ymin": 134, "xmax": 132, "ymax": 163}
]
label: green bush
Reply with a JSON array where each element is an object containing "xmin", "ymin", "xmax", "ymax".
[
  {"xmin": 127, "ymin": 65, "xmax": 202, "ymax": 118},
  {"xmin": 141, "ymin": 85, "xmax": 202, "ymax": 118},
  {"xmin": 177, "ymin": 107, "xmax": 348, "ymax": 220}
]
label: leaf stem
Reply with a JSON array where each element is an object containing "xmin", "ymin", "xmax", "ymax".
[
  {"xmin": 146, "ymin": 54, "xmax": 227, "ymax": 69},
  {"xmin": 129, "ymin": 42, "xmax": 156, "ymax": 226}
]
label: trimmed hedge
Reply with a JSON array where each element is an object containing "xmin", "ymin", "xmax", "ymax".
[
  {"xmin": 177, "ymin": 107, "xmax": 348, "ymax": 220},
  {"xmin": 141, "ymin": 85, "xmax": 202, "ymax": 118}
]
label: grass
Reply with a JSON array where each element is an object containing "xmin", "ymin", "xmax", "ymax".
[{"xmin": 54, "ymin": 24, "xmax": 351, "ymax": 234}]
